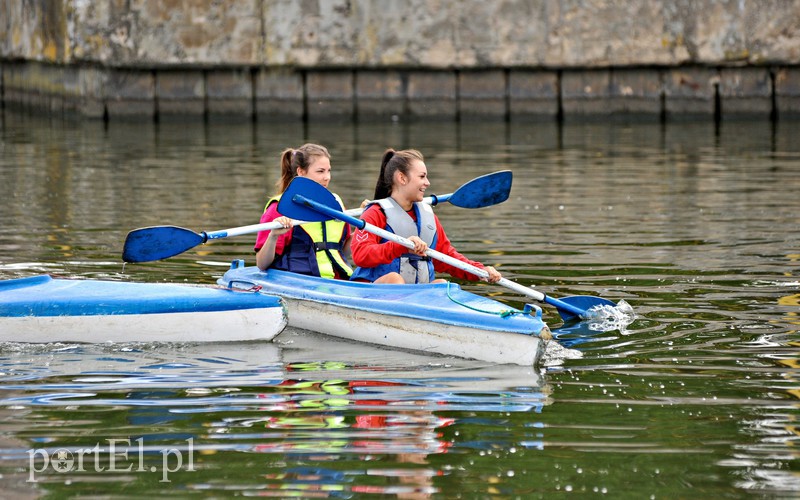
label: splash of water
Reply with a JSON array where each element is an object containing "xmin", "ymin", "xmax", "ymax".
[
  {"xmin": 541, "ymin": 340, "xmax": 583, "ymax": 367},
  {"xmin": 585, "ymin": 299, "xmax": 636, "ymax": 333}
]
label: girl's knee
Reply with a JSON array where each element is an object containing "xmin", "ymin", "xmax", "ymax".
[{"xmin": 375, "ymin": 272, "xmax": 405, "ymax": 284}]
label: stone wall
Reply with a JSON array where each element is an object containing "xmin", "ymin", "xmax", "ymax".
[{"xmin": 2, "ymin": 0, "xmax": 800, "ymax": 121}]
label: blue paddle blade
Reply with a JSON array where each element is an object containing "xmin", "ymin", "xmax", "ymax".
[
  {"xmin": 448, "ymin": 170, "xmax": 513, "ymax": 208},
  {"xmin": 277, "ymin": 177, "xmax": 340, "ymax": 222},
  {"xmin": 122, "ymin": 226, "xmax": 205, "ymax": 263}
]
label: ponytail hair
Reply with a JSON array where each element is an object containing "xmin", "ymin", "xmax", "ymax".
[
  {"xmin": 374, "ymin": 148, "xmax": 424, "ymax": 199},
  {"xmin": 276, "ymin": 143, "xmax": 331, "ymax": 193}
]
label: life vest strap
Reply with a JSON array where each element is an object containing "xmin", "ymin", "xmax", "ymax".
[
  {"xmin": 403, "ymin": 253, "xmax": 431, "ymax": 262},
  {"xmin": 314, "ymin": 242, "xmax": 343, "ymax": 251}
]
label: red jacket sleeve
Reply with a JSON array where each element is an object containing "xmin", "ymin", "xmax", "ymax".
[
  {"xmin": 351, "ymin": 205, "xmax": 407, "ymax": 267},
  {"xmin": 430, "ymin": 215, "xmax": 486, "ymax": 281}
]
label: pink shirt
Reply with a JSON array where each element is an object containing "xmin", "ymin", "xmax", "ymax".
[{"xmin": 253, "ymin": 202, "xmax": 293, "ymax": 253}]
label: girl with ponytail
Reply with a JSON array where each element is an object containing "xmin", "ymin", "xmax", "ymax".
[
  {"xmin": 254, "ymin": 143, "xmax": 354, "ymax": 280},
  {"xmin": 350, "ymin": 148, "xmax": 502, "ymax": 285}
]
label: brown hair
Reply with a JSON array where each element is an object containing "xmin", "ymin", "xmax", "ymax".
[
  {"xmin": 276, "ymin": 143, "xmax": 331, "ymax": 193},
  {"xmin": 374, "ymin": 148, "xmax": 424, "ymax": 199}
]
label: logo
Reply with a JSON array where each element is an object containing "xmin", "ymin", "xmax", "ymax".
[{"xmin": 27, "ymin": 438, "xmax": 195, "ymax": 483}]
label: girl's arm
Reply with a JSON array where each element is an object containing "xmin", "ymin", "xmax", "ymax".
[
  {"xmin": 254, "ymin": 204, "xmax": 292, "ymax": 271},
  {"xmin": 351, "ymin": 205, "xmax": 407, "ymax": 267},
  {"xmin": 431, "ymin": 216, "xmax": 494, "ymax": 281}
]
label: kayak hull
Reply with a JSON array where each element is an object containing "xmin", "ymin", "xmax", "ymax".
[
  {"xmin": 0, "ymin": 275, "xmax": 287, "ymax": 343},
  {"xmin": 218, "ymin": 260, "xmax": 550, "ymax": 366}
]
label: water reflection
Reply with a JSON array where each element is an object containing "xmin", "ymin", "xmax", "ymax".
[{"xmin": 0, "ymin": 331, "xmax": 549, "ymax": 496}]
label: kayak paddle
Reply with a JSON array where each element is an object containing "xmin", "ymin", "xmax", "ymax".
[
  {"xmin": 122, "ymin": 170, "xmax": 513, "ymax": 263},
  {"xmin": 423, "ymin": 170, "xmax": 511, "ymax": 208},
  {"xmin": 279, "ymin": 176, "xmax": 616, "ymax": 321}
]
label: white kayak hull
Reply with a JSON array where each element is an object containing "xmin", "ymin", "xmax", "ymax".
[{"xmin": 288, "ymin": 300, "xmax": 544, "ymax": 366}]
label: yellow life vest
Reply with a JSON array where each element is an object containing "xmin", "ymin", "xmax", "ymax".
[{"xmin": 265, "ymin": 193, "xmax": 353, "ymax": 279}]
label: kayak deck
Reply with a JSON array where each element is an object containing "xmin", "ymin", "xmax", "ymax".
[{"xmin": 0, "ymin": 275, "xmax": 283, "ymax": 316}]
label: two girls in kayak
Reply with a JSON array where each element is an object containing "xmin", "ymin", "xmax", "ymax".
[{"xmin": 255, "ymin": 145, "xmax": 501, "ymax": 285}]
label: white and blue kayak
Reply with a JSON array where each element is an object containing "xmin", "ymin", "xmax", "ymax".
[
  {"xmin": 218, "ymin": 260, "xmax": 551, "ymax": 366},
  {"xmin": 0, "ymin": 274, "xmax": 287, "ymax": 343}
]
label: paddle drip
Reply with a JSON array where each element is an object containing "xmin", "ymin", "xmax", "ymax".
[{"xmin": 584, "ymin": 299, "xmax": 636, "ymax": 333}]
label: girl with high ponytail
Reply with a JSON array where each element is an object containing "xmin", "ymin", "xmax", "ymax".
[
  {"xmin": 350, "ymin": 148, "xmax": 502, "ymax": 285},
  {"xmin": 254, "ymin": 143, "xmax": 354, "ymax": 280}
]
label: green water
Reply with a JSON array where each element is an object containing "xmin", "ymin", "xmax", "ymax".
[{"xmin": 0, "ymin": 109, "xmax": 798, "ymax": 498}]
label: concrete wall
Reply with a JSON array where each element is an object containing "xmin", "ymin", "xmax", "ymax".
[
  {"xmin": 2, "ymin": 0, "xmax": 800, "ymax": 121},
  {"xmin": 5, "ymin": 62, "xmax": 800, "ymax": 122}
]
